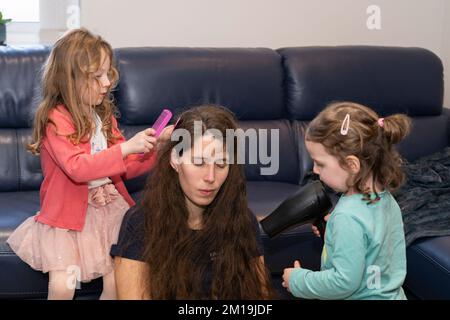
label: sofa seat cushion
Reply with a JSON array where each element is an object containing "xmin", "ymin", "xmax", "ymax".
[
  {"xmin": 405, "ymin": 236, "xmax": 450, "ymax": 299},
  {"xmin": 0, "ymin": 191, "xmax": 101, "ymax": 298},
  {"xmin": 0, "ymin": 191, "xmax": 40, "ymax": 250}
]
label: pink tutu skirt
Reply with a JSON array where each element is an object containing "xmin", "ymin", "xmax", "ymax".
[{"xmin": 6, "ymin": 183, "xmax": 130, "ymax": 282}]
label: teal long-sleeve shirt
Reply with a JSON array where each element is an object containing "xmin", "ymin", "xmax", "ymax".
[{"xmin": 289, "ymin": 191, "xmax": 407, "ymax": 300}]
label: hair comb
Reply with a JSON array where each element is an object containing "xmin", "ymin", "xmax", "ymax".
[{"xmin": 152, "ymin": 109, "xmax": 173, "ymax": 137}]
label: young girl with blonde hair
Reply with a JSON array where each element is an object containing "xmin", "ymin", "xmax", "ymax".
[{"xmin": 7, "ymin": 28, "xmax": 170, "ymax": 300}]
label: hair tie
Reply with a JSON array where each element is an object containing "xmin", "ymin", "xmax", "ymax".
[
  {"xmin": 340, "ymin": 114, "xmax": 350, "ymax": 135},
  {"xmin": 377, "ymin": 118, "xmax": 385, "ymax": 128}
]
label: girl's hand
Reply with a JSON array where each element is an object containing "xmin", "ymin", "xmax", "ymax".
[
  {"xmin": 312, "ymin": 213, "xmax": 331, "ymax": 238},
  {"xmin": 121, "ymin": 128, "xmax": 157, "ymax": 157},
  {"xmin": 282, "ymin": 260, "xmax": 301, "ymax": 292}
]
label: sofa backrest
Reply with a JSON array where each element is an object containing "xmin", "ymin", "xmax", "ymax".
[
  {"xmin": 113, "ymin": 48, "xmax": 299, "ymax": 186},
  {"xmin": 278, "ymin": 46, "xmax": 443, "ymax": 119},
  {"xmin": 0, "ymin": 46, "xmax": 50, "ymax": 192},
  {"xmin": 0, "ymin": 45, "xmax": 447, "ymax": 192},
  {"xmin": 277, "ymin": 46, "xmax": 447, "ymax": 184}
]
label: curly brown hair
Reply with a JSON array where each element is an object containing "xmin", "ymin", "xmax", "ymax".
[
  {"xmin": 306, "ymin": 102, "xmax": 411, "ymax": 204},
  {"xmin": 140, "ymin": 105, "xmax": 276, "ymax": 299}
]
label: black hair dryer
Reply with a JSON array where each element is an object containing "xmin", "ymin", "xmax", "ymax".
[{"xmin": 260, "ymin": 181, "xmax": 332, "ymax": 239}]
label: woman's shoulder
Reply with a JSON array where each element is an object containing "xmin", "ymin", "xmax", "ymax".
[
  {"xmin": 110, "ymin": 205, "xmax": 146, "ymax": 261},
  {"xmin": 122, "ymin": 205, "xmax": 146, "ymax": 231}
]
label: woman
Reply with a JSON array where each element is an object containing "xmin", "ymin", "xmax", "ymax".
[{"xmin": 111, "ymin": 105, "xmax": 275, "ymax": 299}]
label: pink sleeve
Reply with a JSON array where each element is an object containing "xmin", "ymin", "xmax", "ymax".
[
  {"xmin": 111, "ymin": 116, "xmax": 158, "ymax": 180},
  {"xmin": 42, "ymin": 110, "xmax": 127, "ymax": 183}
]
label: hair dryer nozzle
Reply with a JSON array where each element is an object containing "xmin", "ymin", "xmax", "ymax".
[{"xmin": 260, "ymin": 181, "xmax": 332, "ymax": 238}]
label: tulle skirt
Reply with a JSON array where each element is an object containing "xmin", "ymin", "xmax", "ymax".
[{"xmin": 7, "ymin": 183, "xmax": 130, "ymax": 282}]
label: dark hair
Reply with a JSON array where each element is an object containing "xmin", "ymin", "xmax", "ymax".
[
  {"xmin": 306, "ymin": 101, "xmax": 411, "ymax": 203},
  {"xmin": 140, "ymin": 105, "xmax": 275, "ymax": 299}
]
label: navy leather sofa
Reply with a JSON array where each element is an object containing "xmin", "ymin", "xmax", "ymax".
[{"xmin": 0, "ymin": 45, "xmax": 449, "ymax": 299}]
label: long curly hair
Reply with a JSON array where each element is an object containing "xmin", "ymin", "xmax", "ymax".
[
  {"xmin": 140, "ymin": 105, "xmax": 275, "ymax": 299},
  {"xmin": 28, "ymin": 28, "xmax": 120, "ymax": 154},
  {"xmin": 306, "ymin": 101, "xmax": 411, "ymax": 204}
]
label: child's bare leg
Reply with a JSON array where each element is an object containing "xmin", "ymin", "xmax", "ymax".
[
  {"xmin": 48, "ymin": 270, "xmax": 76, "ymax": 300},
  {"xmin": 100, "ymin": 271, "xmax": 117, "ymax": 300}
]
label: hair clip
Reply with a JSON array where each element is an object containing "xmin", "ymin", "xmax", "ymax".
[{"xmin": 340, "ymin": 113, "xmax": 350, "ymax": 135}]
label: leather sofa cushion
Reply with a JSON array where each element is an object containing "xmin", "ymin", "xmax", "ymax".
[
  {"xmin": 0, "ymin": 191, "xmax": 40, "ymax": 251},
  {"xmin": 398, "ymin": 115, "xmax": 449, "ymax": 162},
  {"xmin": 16, "ymin": 128, "xmax": 42, "ymax": 191},
  {"xmin": 0, "ymin": 46, "xmax": 50, "ymax": 128},
  {"xmin": 405, "ymin": 236, "xmax": 450, "ymax": 299},
  {"xmin": 278, "ymin": 46, "xmax": 443, "ymax": 120},
  {"xmin": 121, "ymin": 120, "xmax": 301, "ymax": 186},
  {"xmin": 113, "ymin": 47, "xmax": 286, "ymax": 124},
  {"xmin": 0, "ymin": 129, "xmax": 19, "ymax": 191}
]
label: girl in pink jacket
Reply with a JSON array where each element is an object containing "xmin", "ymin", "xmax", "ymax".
[{"xmin": 7, "ymin": 28, "xmax": 170, "ymax": 300}]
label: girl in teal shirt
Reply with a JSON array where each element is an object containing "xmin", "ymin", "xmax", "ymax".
[{"xmin": 282, "ymin": 102, "xmax": 410, "ymax": 300}]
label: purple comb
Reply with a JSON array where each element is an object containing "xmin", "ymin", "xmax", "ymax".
[{"xmin": 152, "ymin": 109, "xmax": 172, "ymax": 137}]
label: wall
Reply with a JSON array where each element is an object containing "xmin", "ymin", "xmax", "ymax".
[{"xmin": 78, "ymin": 0, "xmax": 449, "ymax": 106}]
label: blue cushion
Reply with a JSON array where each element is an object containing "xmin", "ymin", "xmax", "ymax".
[
  {"xmin": 0, "ymin": 46, "xmax": 50, "ymax": 128},
  {"xmin": 278, "ymin": 46, "xmax": 443, "ymax": 120},
  {"xmin": 405, "ymin": 236, "xmax": 450, "ymax": 299},
  {"xmin": 0, "ymin": 129, "xmax": 19, "ymax": 191},
  {"xmin": 114, "ymin": 47, "xmax": 286, "ymax": 124},
  {"xmin": 0, "ymin": 191, "xmax": 103, "ymax": 299}
]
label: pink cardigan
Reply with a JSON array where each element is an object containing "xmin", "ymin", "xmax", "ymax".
[{"xmin": 34, "ymin": 105, "xmax": 156, "ymax": 231}]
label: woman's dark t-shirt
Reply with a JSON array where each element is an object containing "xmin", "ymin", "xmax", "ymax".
[{"xmin": 110, "ymin": 206, "xmax": 265, "ymax": 297}]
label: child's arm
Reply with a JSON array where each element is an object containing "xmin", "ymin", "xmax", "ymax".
[
  {"xmin": 285, "ymin": 213, "xmax": 366, "ymax": 300},
  {"xmin": 111, "ymin": 117, "xmax": 159, "ymax": 180},
  {"xmin": 43, "ymin": 116, "xmax": 128, "ymax": 183},
  {"xmin": 122, "ymin": 153, "xmax": 157, "ymax": 181}
]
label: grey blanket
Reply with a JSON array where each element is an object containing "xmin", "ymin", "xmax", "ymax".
[{"xmin": 395, "ymin": 147, "xmax": 450, "ymax": 247}]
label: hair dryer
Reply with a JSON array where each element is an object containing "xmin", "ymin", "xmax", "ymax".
[{"xmin": 260, "ymin": 180, "xmax": 332, "ymax": 239}]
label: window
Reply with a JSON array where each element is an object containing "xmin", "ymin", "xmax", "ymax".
[
  {"xmin": 2, "ymin": 0, "xmax": 80, "ymax": 46},
  {"xmin": 1, "ymin": 0, "xmax": 40, "ymax": 22}
]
